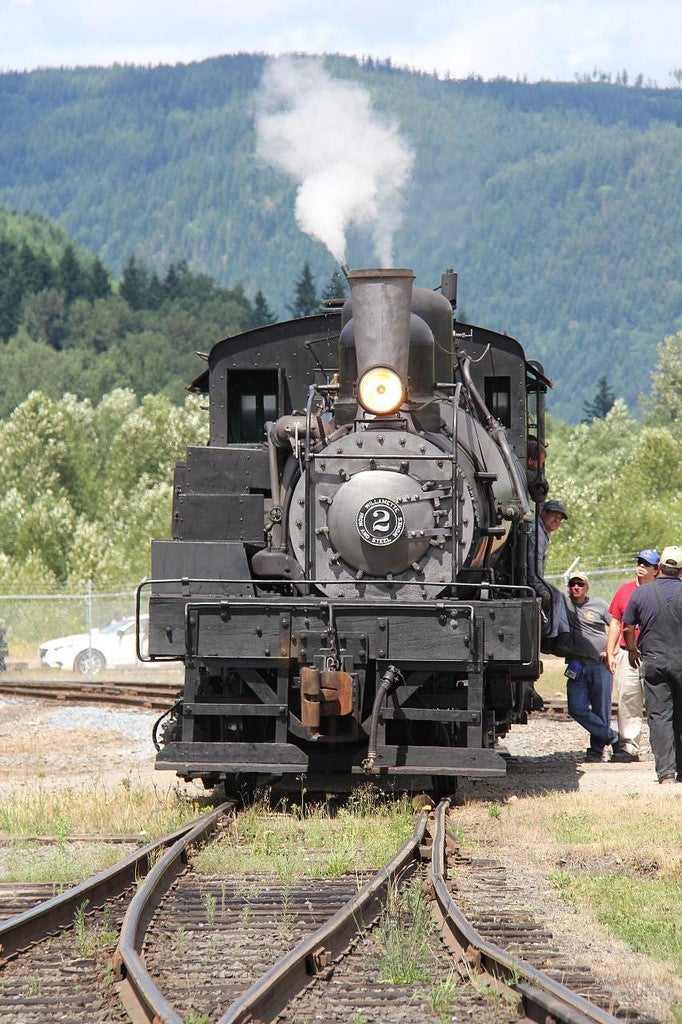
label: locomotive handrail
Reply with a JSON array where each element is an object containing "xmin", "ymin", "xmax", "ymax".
[
  {"xmin": 138, "ymin": 576, "xmax": 537, "ymax": 603},
  {"xmin": 451, "ymin": 380, "xmax": 462, "ymax": 582}
]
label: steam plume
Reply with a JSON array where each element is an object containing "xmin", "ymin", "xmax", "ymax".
[{"xmin": 255, "ymin": 58, "xmax": 415, "ymax": 266}]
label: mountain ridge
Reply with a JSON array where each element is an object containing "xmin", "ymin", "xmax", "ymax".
[{"xmin": 1, "ymin": 54, "xmax": 681, "ymax": 420}]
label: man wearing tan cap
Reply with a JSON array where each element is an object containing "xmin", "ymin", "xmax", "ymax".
[
  {"xmin": 623, "ymin": 546, "xmax": 682, "ymax": 785},
  {"xmin": 563, "ymin": 571, "xmax": 618, "ymax": 762}
]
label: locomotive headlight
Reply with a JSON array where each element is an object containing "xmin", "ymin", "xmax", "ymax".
[{"xmin": 357, "ymin": 367, "xmax": 404, "ymax": 415}]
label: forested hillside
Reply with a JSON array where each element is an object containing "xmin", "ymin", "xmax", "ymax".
[
  {"xmin": 0, "ymin": 208, "xmax": 680, "ymax": 590},
  {"xmin": 0, "ymin": 209, "xmax": 277, "ymax": 417},
  {"xmin": 1, "ymin": 55, "xmax": 682, "ymax": 419}
]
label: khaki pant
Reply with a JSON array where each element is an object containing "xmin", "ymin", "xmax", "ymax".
[{"xmin": 614, "ymin": 647, "xmax": 644, "ymax": 756}]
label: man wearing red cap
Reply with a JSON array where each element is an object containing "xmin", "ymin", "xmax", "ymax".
[{"xmin": 606, "ymin": 549, "xmax": 660, "ymax": 762}]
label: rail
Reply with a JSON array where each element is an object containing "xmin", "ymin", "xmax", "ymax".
[{"xmin": 429, "ymin": 800, "xmax": 622, "ymax": 1024}]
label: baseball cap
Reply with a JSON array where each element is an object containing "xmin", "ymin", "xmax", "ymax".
[
  {"xmin": 542, "ymin": 500, "xmax": 568, "ymax": 520},
  {"xmin": 567, "ymin": 571, "xmax": 589, "ymax": 586},
  {"xmin": 637, "ymin": 549, "xmax": 660, "ymax": 566},
  {"xmin": 660, "ymin": 546, "xmax": 682, "ymax": 569}
]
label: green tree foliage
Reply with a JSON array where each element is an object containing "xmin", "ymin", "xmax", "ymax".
[
  {"xmin": 251, "ymin": 289, "xmax": 278, "ymax": 327},
  {"xmin": 643, "ymin": 331, "xmax": 682, "ymax": 429},
  {"xmin": 0, "ymin": 390, "xmax": 206, "ymax": 589},
  {"xmin": 288, "ymin": 261, "xmax": 319, "ymax": 318},
  {"xmin": 543, "ymin": 400, "xmax": 682, "ymax": 572},
  {"xmin": 2, "ymin": 58, "xmax": 682, "ymax": 419},
  {"xmin": 323, "ymin": 269, "xmax": 348, "ymax": 303},
  {"xmin": 0, "ymin": 216, "xmax": 277, "ymax": 417},
  {"xmin": 582, "ymin": 375, "xmax": 616, "ymax": 423}
]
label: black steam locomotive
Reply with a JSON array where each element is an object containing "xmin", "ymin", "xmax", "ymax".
[{"xmin": 141, "ymin": 267, "xmax": 549, "ymax": 796}]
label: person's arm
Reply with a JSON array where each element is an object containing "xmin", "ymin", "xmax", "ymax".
[
  {"xmin": 622, "ymin": 623, "xmax": 641, "ymax": 668},
  {"xmin": 605, "ymin": 616, "xmax": 621, "ymax": 673},
  {"xmin": 526, "ymin": 524, "xmax": 552, "ymax": 609}
]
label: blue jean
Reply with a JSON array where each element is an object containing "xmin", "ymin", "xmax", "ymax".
[{"xmin": 567, "ymin": 662, "xmax": 617, "ymax": 753}]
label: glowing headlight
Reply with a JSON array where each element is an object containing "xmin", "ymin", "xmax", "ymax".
[{"xmin": 357, "ymin": 367, "xmax": 404, "ymax": 414}]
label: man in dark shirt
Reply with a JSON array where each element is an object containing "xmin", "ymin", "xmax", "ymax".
[
  {"xmin": 527, "ymin": 499, "xmax": 571, "ymax": 653},
  {"xmin": 623, "ymin": 545, "xmax": 682, "ymax": 784}
]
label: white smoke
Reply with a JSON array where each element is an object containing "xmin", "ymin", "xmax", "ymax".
[{"xmin": 255, "ymin": 57, "xmax": 415, "ymax": 266}]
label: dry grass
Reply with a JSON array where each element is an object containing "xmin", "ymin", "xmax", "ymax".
[
  {"xmin": 469, "ymin": 789, "xmax": 682, "ymax": 874},
  {"xmin": 452, "ymin": 789, "xmax": 682, "ymax": 1022},
  {"xmin": 0, "ymin": 773, "xmax": 207, "ymax": 882}
]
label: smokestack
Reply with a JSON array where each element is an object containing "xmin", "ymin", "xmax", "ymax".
[{"xmin": 346, "ymin": 268, "xmax": 415, "ymax": 386}]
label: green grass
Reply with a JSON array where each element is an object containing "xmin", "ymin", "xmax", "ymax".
[
  {"xmin": 192, "ymin": 786, "xmax": 415, "ymax": 879},
  {"xmin": 375, "ymin": 878, "xmax": 433, "ymax": 984},
  {"xmin": 552, "ymin": 871, "xmax": 682, "ymax": 974},
  {"xmin": 0, "ymin": 777, "xmax": 208, "ymax": 882}
]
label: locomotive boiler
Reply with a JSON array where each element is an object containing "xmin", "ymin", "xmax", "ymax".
[{"xmin": 141, "ymin": 266, "xmax": 549, "ymax": 797}]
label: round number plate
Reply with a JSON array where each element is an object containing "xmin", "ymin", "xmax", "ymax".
[{"xmin": 356, "ymin": 497, "xmax": 405, "ymax": 546}]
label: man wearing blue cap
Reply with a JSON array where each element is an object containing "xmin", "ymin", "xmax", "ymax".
[{"xmin": 606, "ymin": 549, "xmax": 660, "ymax": 762}]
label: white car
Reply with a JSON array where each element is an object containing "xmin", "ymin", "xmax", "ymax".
[{"xmin": 39, "ymin": 616, "xmax": 148, "ymax": 675}]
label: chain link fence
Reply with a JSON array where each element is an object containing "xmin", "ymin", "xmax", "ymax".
[
  {"xmin": 0, "ymin": 565, "xmax": 635, "ymax": 680},
  {"xmin": 546, "ymin": 563, "xmax": 633, "ymax": 604},
  {"xmin": 0, "ymin": 583, "xmax": 179, "ymax": 682}
]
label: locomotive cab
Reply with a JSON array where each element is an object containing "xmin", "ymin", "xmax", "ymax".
[{"xmin": 144, "ymin": 266, "xmax": 546, "ymax": 798}]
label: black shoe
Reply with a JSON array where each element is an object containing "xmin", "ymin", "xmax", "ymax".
[
  {"xmin": 523, "ymin": 686, "xmax": 545, "ymax": 712},
  {"xmin": 585, "ymin": 749, "xmax": 609, "ymax": 763},
  {"xmin": 612, "ymin": 749, "xmax": 639, "ymax": 763}
]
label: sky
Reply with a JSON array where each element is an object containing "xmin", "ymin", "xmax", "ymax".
[{"xmin": 1, "ymin": 0, "xmax": 681, "ymax": 86}]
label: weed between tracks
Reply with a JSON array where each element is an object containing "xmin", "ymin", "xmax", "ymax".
[{"xmin": 193, "ymin": 785, "xmax": 415, "ymax": 879}]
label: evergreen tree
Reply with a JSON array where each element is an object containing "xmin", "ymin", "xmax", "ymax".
[
  {"xmin": 582, "ymin": 375, "xmax": 615, "ymax": 423},
  {"xmin": 119, "ymin": 254, "xmax": 149, "ymax": 310},
  {"xmin": 58, "ymin": 244, "xmax": 85, "ymax": 305},
  {"xmin": 288, "ymin": 261, "xmax": 318, "ymax": 318},
  {"xmin": 251, "ymin": 289, "xmax": 278, "ymax": 327},
  {"xmin": 18, "ymin": 243, "xmax": 54, "ymax": 294},
  {"xmin": 147, "ymin": 270, "xmax": 165, "ymax": 309},
  {"xmin": 322, "ymin": 269, "xmax": 347, "ymax": 303},
  {"xmin": 88, "ymin": 256, "xmax": 112, "ymax": 300}
]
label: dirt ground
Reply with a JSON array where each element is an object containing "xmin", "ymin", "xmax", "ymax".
[
  {"xmin": 0, "ymin": 697, "xmax": 195, "ymax": 800},
  {"xmin": 1, "ymin": 692, "xmax": 681, "ymax": 1022},
  {"xmin": 0, "ymin": 688, "xmax": 674, "ymax": 797}
]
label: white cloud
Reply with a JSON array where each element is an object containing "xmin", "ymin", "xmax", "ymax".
[{"xmin": 0, "ymin": 0, "xmax": 680, "ymax": 84}]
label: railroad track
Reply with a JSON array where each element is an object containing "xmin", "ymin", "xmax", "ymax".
[
  {"xmin": 0, "ymin": 676, "xmax": 180, "ymax": 710},
  {"xmin": 0, "ymin": 675, "xmax": 586, "ymax": 721},
  {"xmin": 0, "ymin": 800, "xmax": 652, "ymax": 1024}
]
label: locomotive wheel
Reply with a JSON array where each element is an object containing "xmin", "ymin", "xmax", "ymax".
[
  {"xmin": 431, "ymin": 776, "xmax": 458, "ymax": 802},
  {"xmin": 223, "ymin": 773, "xmax": 258, "ymax": 805},
  {"xmin": 74, "ymin": 649, "xmax": 106, "ymax": 675}
]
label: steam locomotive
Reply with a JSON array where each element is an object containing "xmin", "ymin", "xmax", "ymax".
[{"xmin": 141, "ymin": 267, "xmax": 549, "ymax": 796}]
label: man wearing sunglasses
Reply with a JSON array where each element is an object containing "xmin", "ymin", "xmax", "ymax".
[
  {"xmin": 605, "ymin": 549, "xmax": 660, "ymax": 763},
  {"xmin": 564, "ymin": 572, "xmax": 619, "ymax": 763}
]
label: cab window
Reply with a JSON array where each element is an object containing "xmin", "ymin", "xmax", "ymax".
[{"xmin": 228, "ymin": 370, "xmax": 279, "ymax": 442}]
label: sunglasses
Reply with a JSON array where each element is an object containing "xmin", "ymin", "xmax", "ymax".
[
  {"xmin": 636, "ymin": 559, "xmax": 655, "ymax": 567},
  {"xmin": 568, "ymin": 580, "xmax": 587, "ymax": 588}
]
